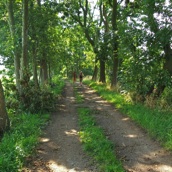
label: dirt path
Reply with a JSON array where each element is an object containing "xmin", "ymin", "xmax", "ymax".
[
  {"xmin": 23, "ymin": 81, "xmax": 97, "ymax": 172},
  {"xmin": 23, "ymin": 81, "xmax": 172, "ymax": 172}
]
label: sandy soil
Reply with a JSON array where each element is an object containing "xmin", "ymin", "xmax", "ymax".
[{"xmin": 22, "ymin": 81, "xmax": 172, "ymax": 172}]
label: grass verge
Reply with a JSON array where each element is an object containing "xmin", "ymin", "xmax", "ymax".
[
  {"xmin": 0, "ymin": 113, "xmax": 49, "ymax": 172},
  {"xmin": 84, "ymin": 80, "xmax": 172, "ymax": 150},
  {"xmin": 0, "ymin": 77, "xmax": 65, "ymax": 171},
  {"xmin": 78, "ymin": 108, "xmax": 125, "ymax": 172}
]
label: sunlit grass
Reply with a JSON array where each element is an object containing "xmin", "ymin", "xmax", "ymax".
[
  {"xmin": 0, "ymin": 113, "xmax": 49, "ymax": 172},
  {"xmin": 78, "ymin": 108, "xmax": 125, "ymax": 172},
  {"xmin": 84, "ymin": 79, "xmax": 172, "ymax": 150},
  {"xmin": 74, "ymin": 87, "xmax": 84, "ymax": 103}
]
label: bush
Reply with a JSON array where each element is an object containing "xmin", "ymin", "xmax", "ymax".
[
  {"xmin": 19, "ymin": 84, "xmax": 56, "ymax": 113},
  {"xmin": 157, "ymin": 87, "xmax": 172, "ymax": 110}
]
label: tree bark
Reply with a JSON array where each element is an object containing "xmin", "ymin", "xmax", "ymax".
[
  {"xmin": 0, "ymin": 80, "xmax": 10, "ymax": 136},
  {"xmin": 40, "ymin": 59, "xmax": 48, "ymax": 86},
  {"xmin": 163, "ymin": 44, "xmax": 172, "ymax": 75},
  {"xmin": 92, "ymin": 58, "xmax": 98, "ymax": 81},
  {"xmin": 33, "ymin": 50, "xmax": 39, "ymax": 88},
  {"xmin": 21, "ymin": 0, "xmax": 29, "ymax": 80},
  {"xmin": 111, "ymin": 0, "xmax": 118, "ymax": 88},
  {"xmin": 99, "ymin": 59, "xmax": 106, "ymax": 83},
  {"xmin": 98, "ymin": 4, "xmax": 109, "ymax": 83},
  {"xmin": 6, "ymin": 0, "xmax": 21, "ymax": 92}
]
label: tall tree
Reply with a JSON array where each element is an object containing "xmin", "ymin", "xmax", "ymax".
[
  {"xmin": 0, "ymin": 80, "xmax": 10, "ymax": 135},
  {"xmin": 111, "ymin": 0, "xmax": 118, "ymax": 87},
  {"xmin": 143, "ymin": 0, "xmax": 172, "ymax": 95},
  {"xmin": 6, "ymin": 0, "xmax": 21, "ymax": 91},
  {"xmin": 63, "ymin": 0, "xmax": 102, "ymax": 81},
  {"xmin": 21, "ymin": 0, "xmax": 29, "ymax": 80}
]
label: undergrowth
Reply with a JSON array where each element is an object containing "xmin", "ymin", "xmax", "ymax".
[{"xmin": 84, "ymin": 80, "xmax": 172, "ymax": 150}]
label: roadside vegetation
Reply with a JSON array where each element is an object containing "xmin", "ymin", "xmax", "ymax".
[
  {"xmin": 84, "ymin": 80, "xmax": 172, "ymax": 151},
  {"xmin": 0, "ymin": 77, "xmax": 65, "ymax": 172},
  {"xmin": 74, "ymin": 86, "xmax": 125, "ymax": 172},
  {"xmin": 0, "ymin": 113, "xmax": 49, "ymax": 171},
  {"xmin": 0, "ymin": 0, "xmax": 172, "ymax": 171}
]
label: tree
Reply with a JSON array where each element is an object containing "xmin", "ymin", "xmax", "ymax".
[
  {"xmin": 21, "ymin": 0, "xmax": 29, "ymax": 80},
  {"xmin": 143, "ymin": 0, "xmax": 172, "ymax": 95},
  {"xmin": 62, "ymin": 0, "xmax": 102, "ymax": 81},
  {"xmin": 6, "ymin": 0, "xmax": 21, "ymax": 92},
  {"xmin": 0, "ymin": 80, "xmax": 10, "ymax": 135},
  {"xmin": 111, "ymin": 0, "xmax": 118, "ymax": 87}
]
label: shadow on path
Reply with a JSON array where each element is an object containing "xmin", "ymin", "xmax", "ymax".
[{"xmin": 77, "ymin": 83, "xmax": 172, "ymax": 172}]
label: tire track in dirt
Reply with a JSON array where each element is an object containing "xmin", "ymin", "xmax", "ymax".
[
  {"xmin": 77, "ymin": 83, "xmax": 172, "ymax": 172},
  {"xmin": 22, "ymin": 81, "xmax": 97, "ymax": 172}
]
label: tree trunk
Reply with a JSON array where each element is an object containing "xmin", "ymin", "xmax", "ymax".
[
  {"xmin": 21, "ymin": 0, "xmax": 29, "ymax": 80},
  {"xmin": 111, "ymin": 0, "xmax": 118, "ymax": 88},
  {"xmin": 6, "ymin": 0, "xmax": 21, "ymax": 92},
  {"xmin": 0, "ymin": 80, "xmax": 10, "ymax": 136},
  {"xmin": 40, "ymin": 59, "xmax": 48, "ymax": 86},
  {"xmin": 99, "ymin": 58, "xmax": 106, "ymax": 83},
  {"xmin": 33, "ymin": 52, "xmax": 39, "ymax": 88},
  {"xmin": 92, "ymin": 58, "xmax": 98, "ymax": 81},
  {"xmin": 163, "ymin": 44, "xmax": 172, "ymax": 76}
]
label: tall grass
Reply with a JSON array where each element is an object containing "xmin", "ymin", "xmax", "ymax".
[{"xmin": 84, "ymin": 80, "xmax": 172, "ymax": 150}]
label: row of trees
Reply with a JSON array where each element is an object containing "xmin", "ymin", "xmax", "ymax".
[
  {"xmin": 60, "ymin": 0, "xmax": 172, "ymax": 96},
  {"xmin": 0, "ymin": 0, "xmax": 93, "ymax": 134},
  {"xmin": 0, "ymin": 0, "xmax": 172, "ymax": 133}
]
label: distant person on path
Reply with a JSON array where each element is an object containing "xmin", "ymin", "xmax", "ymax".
[
  {"xmin": 79, "ymin": 71, "xmax": 84, "ymax": 86},
  {"xmin": 73, "ymin": 71, "xmax": 77, "ymax": 83}
]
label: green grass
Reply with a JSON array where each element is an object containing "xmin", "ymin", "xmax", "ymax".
[
  {"xmin": 52, "ymin": 76, "xmax": 65, "ymax": 95},
  {"xmin": 74, "ymin": 87, "xmax": 84, "ymax": 103},
  {"xmin": 0, "ymin": 113, "xmax": 49, "ymax": 172},
  {"xmin": 84, "ymin": 80, "xmax": 172, "ymax": 150},
  {"xmin": 78, "ymin": 108, "xmax": 125, "ymax": 172}
]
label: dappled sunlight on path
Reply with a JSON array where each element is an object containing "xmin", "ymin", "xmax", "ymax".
[
  {"xmin": 80, "ymin": 84, "xmax": 172, "ymax": 172},
  {"xmin": 22, "ymin": 81, "xmax": 172, "ymax": 172},
  {"xmin": 22, "ymin": 81, "xmax": 96, "ymax": 172}
]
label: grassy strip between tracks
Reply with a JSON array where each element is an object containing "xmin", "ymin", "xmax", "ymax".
[
  {"xmin": 77, "ymin": 107, "xmax": 125, "ymax": 172},
  {"xmin": 74, "ymin": 85, "xmax": 125, "ymax": 171},
  {"xmin": 83, "ymin": 79, "xmax": 172, "ymax": 150}
]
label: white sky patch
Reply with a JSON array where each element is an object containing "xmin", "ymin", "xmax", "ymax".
[{"xmin": 0, "ymin": 56, "xmax": 5, "ymax": 70}]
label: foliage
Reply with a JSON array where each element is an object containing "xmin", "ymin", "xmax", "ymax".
[
  {"xmin": 78, "ymin": 108, "xmax": 125, "ymax": 172},
  {"xmin": 74, "ymin": 86, "xmax": 84, "ymax": 103},
  {"xmin": 20, "ymin": 83, "xmax": 56, "ymax": 113},
  {"xmin": 19, "ymin": 76, "xmax": 65, "ymax": 113},
  {"xmin": 157, "ymin": 87, "xmax": 172, "ymax": 110},
  {"xmin": 0, "ymin": 113, "xmax": 49, "ymax": 172},
  {"xmin": 84, "ymin": 79, "xmax": 172, "ymax": 151},
  {"xmin": 1, "ymin": 73, "xmax": 65, "ymax": 114},
  {"xmin": 51, "ymin": 76, "xmax": 65, "ymax": 95}
]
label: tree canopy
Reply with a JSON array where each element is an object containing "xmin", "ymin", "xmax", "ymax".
[{"xmin": 0, "ymin": 0, "xmax": 172, "ymax": 133}]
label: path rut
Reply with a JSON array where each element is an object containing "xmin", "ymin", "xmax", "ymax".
[
  {"xmin": 78, "ymin": 83, "xmax": 172, "ymax": 172},
  {"xmin": 23, "ymin": 81, "xmax": 172, "ymax": 172}
]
